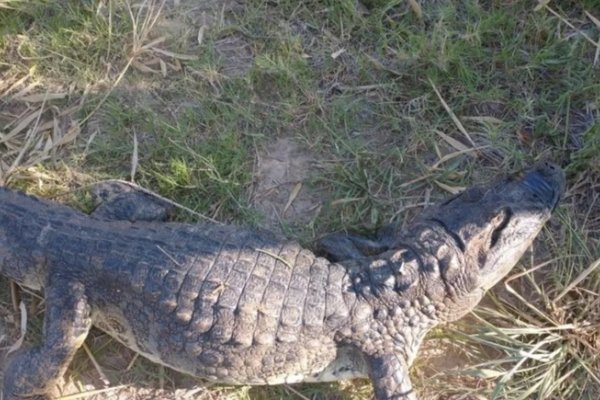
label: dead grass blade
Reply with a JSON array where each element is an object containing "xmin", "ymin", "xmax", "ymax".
[
  {"xmin": 434, "ymin": 180, "xmax": 466, "ymax": 194},
  {"xmin": 462, "ymin": 116, "xmax": 505, "ymax": 125},
  {"xmin": 429, "ymin": 79, "xmax": 478, "ymax": 148},
  {"xmin": 56, "ymin": 385, "xmax": 128, "ymax": 400},
  {"xmin": 435, "ymin": 129, "xmax": 471, "ymax": 152},
  {"xmin": 0, "ymin": 74, "xmax": 86, "ymax": 184},
  {"xmin": 131, "ymin": 130, "xmax": 139, "ymax": 182},
  {"xmin": 407, "ymin": 0, "xmax": 423, "ymax": 19},
  {"xmin": 150, "ymin": 46, "xmax": 199, "ymax": 61},
  {"xmin": 584, "ymin": 10, "xmax": 600, "ymax": 66},
  {"xmin": 0, "ymin": 71, "xmax": 30, "ymax": 96},
  {"xmin": 554, "ymin": 257, "xmax": 600, "ymax": 301},
  {"xmin": 80, "ymin": 0, "xmax": 167, "ymax": 125},
  {"xmin": 6, "ymin": 301, "xmax": 27, "ymax": 355},
  {"xmin": 159, "ymin": 58, "xmax": 167, "ymax": 77},
  {"xmin": 129, "ymin": 0, "xmax": 165, "ymax": 51},
  {"xmin": 132, "ymin": 60, "xmax": 160, "ymax": 74},
  {"xmin": 0, "ymin": 0, "xmax": 24, "ymax": 10},
  {"xmin": 9, "ymin": 81, "xmax": 41, "ymax": 100},
  {"xmin": 17, "ymin": 93, "xmax": 68, "ymax": 102},
  {"xmin": 537, "ymin": 3, "xmax": 598, "ymax": 47},
  {"xmin": 430, "ymin": 146, "xmax": 489, "ymax": 170},
  {"xmin": 82, "ymin": 342, "xmax": 110, "ymax": 387},
  {"xmin": 197, "ymin": 25, "xmax": 206, "ymax": 45},
  {"xmin": 125, "ymin": 353, "xmax": 139, "ymax": 371},
  {"xmin": 283, "ymin": 384, "xmax": 311, "ymax": 400},
  {"xmin": 255, "ymin": 248, "xmax": 293, "ymax": 268},
  {"xmin": 79, "ymin": 57, "xmax": 134, "ymax": 126},
  {"xmin": 55, "ymin": 120, "xmax": 81, "ymax": 147},
  {"xmin": 283, "ymin": 182, "xmax": 302, "ymax": 214},
  {"xmin": 8, "ymin": 92, "xmax": 49, "ymax": 172}
]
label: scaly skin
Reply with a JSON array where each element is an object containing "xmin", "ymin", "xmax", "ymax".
[{"xmin": 0, "ymin": 162, "xmax": 565, "ymax": 400}]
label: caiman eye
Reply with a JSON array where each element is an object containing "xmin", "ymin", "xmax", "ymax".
[{"xmin": 490, "ymin": 208, "xmax": 512, "ymax": 248}]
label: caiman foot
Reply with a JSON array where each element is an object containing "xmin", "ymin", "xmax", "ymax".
[
  {"xmin": 2, "ymin": 279, "xmax": 91, "ymax": 400},
  {"xmin": 90, "ymin": 180, "xmax": 174, "ymax": 222},
  {"xmin": 368, "ymin": 354, "xmax": 417, "ymax": 400},
  {"xmin": 315, "ymin": 224, "xmax": 401, "ymax": 262}
]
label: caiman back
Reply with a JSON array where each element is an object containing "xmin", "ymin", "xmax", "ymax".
[{"xmin": 0, "ymin": 187, "xmax": 357, "ymax": 385}]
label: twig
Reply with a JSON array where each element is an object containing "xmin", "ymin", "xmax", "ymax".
[
  {"xmin": 82, "ymin": 342, "xmax": 110, "ymax": 387},
  {"xmin": 555, "ymin": 258, "xmax": 600, "ymax": 301},
  {"xmin": 56, "ymin": 385, "xmax": 128, "ymax": 400}
]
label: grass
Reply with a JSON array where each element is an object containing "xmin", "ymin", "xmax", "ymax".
[{"xmin": 1, "ymin": 0, "xmax": 599, "ymax": 398}]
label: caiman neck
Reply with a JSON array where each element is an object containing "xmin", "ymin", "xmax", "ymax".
[
  {"xmin": 342, "ymin": 224, "xmax": 485, "ymax": 325},
  {"xmin": 344, "ymin": 242, "xmax": 425, "ymax": 309},
  {"xmin": 336, "ymin": 246, "xmax": 438, "ymax": 365}
]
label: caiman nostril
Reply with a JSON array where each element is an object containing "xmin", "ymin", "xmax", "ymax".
[{"xmin": 522, "ymin": 170, "xmax": 555, "ymax": 203}]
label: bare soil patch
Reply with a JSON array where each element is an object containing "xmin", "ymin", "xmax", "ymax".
[
  {"xmin": 251, "ymin": 137, "xmax": 325, "ymax": 233},
  {"xmin": 158, "ymin": 0, "xmax": 255, "ymax": 78}
]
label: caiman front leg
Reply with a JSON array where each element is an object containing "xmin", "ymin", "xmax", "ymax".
[
  {"xmin": 315, "ymin": 223, "xmax": 401, "ymax": 262},
  {"xmin": 3, "ymin": 278, "xmax": 92, "ymax": 400},
  {"xmin": 90, "ymin": 180, "xmax": 173, "ymax": 222},
  {"xmin": 367, "ymin": 354, "xmax": 417, "ymax": 400}
]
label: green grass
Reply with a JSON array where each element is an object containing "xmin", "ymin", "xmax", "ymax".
[{"xmin": 1, "ymin": 0, "xmax": 599, "ymax": 399}]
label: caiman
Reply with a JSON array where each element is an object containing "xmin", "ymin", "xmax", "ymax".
[{"xmin": 0, "ymin": 162, "xmax": 565, "ymax": 399}]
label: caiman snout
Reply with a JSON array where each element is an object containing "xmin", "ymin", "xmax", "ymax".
[{"xmin": 520, "ymin": 161, "xmax": 565, "ymax": 209}]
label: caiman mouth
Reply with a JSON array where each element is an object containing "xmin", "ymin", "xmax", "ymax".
[{"xmin": 420, "ymin": 161, "xmax": 565, "ymax": 259}]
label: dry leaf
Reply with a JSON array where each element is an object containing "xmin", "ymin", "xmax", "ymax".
[
  {"xmin": 462, "ymin": 116, "xmax": 505, "ymax": 124},
  {"xmin": 131, "ymin": 130, "xmax": 139, "ymax": 182},
  {"xmin": 198, "ymin": 25, "xmax": 206, "ymax": 45},
  {"xmin": 534, "ymin": 0, "xmax": 551, "ymax": 12},
  {"xmin": 132, "ymin": 60, "xmax": 159, "ymax": 74},
  {"xmin": 283, "ymin": 182, "xmax": 302, "ymax": 214},
  {"xmin": 585, "ymin": 11, "xmax": 600, "ymax": 66},
  {"xmin": 6, "ymin": 302, "xmax": 27, "ymax": 356},
  {"xmin": 517, "ymin": 128, "xmax": 533, "ymax": 146},
  {"xmin": 56, "ymin": 121, "xmax": 80, "ymax": 146},
  {"xmin": 585, "ymin": 11, "xmax": 600, "ymax": 28},
  {"xmin": 1, "ymin": 73, "xmax": 29, "ymax": 98},
  {"xmin": 159, "ymin": 59, "xmax": 167, "ymax": 77},
  {"xmin": 435, "ymin": 129, "xmax": 470, "ymax": 153},
  {"xmin": 435, "ymin": 180, "xmax": 466, "ymax": 194},
  {"xmin": 331, "ymin": 48, "xmax": 346, "ymax": 59},
  {"xmin": 429, "ymin": 79, "xmax": 477, "ymax": 148},
  {"xmin": 168, "ymin": 61, "xmax": 181, "ymax": 72},
  {"xmin": 430, "ymin": 146, "xmax": 488, "ymax": 170},
  {"xmin": 555, "ymin": 258, "xmax": 600, "ymax": 301},
  {"xmin": 2, "ymin": 111, "xmax": 39, "ymax": 143},
  {"xmin": 18, "ymin": 93, "xmax": 67, "ymax": 102},
  {"xmin": 140, "ymin": 36, "xmax": 167, "ymax": 51},
  {"xmin": 10, "ymin": 82, "xmax": 39, "ymax": 100},
  {"xmin": 151, "ymin": 47, "xmax": 198, "ymax": 61},
  {"xmin": 407, "ymin": 0, "xmax": 423, "ymax": 19},
  {"xmin": 331, "ymin": 197, "xmax": 366, "ymax": 206}
]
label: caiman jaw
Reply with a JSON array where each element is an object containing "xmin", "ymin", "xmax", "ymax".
[
  {"xmin": 482, "ymin": 161, "xmax": 564, "ymax": 280},
  {"xmin": 413, "ymin": 161, "xmax": 565, "ymax": 305}
]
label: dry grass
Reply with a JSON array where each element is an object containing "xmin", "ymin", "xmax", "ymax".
[{"xmin": 0, "ymin": 72, "xmax": 83, "ymax": 185}]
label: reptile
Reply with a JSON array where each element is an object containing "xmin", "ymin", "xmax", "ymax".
[{"xmin": 0, "ymin": 161, "xmax": 564, "ymax": 400}]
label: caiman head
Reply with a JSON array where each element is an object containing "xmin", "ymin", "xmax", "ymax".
[{"xmin": 369, "ymin": 161, "xmax": 566, "ymax": 322}]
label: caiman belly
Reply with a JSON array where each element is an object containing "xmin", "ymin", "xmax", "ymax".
[{"xmin": 90, "ymin": 305, "xmax": 365, "ymax": 385}]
